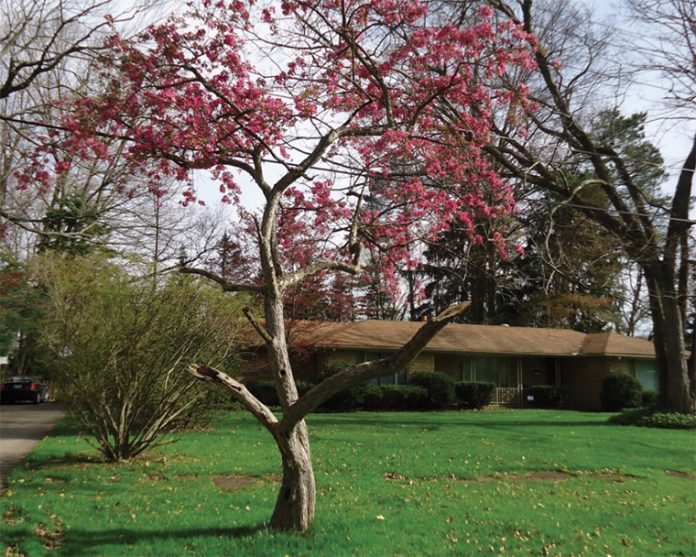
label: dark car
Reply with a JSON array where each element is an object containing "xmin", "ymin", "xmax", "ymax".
[{"xmin": 0, "ymin": 376, "xmax": 49, "ymax": 404}]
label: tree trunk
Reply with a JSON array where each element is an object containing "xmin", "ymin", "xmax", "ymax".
[
  {"xmin": 270, "ymin": 421, "xmax": 316, "ymax": 531},
  {"xmin": 644, "ymin": 265, "xmax": 695, "ymax": 413}
]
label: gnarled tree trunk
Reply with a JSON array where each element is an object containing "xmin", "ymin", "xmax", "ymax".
[
  {"xmin": 188, "ymin": 303, "xmax": 471, "ymax": 533},
  {"xmin": 270, "ymin": 420, "xmax": 316, "ymax": 531}
]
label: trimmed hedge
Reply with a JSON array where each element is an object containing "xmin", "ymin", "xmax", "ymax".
[
  {"xmin": 364, "ymin": 384, "xmax": 429, "ymax": 411},
  {"xmin": 408, "ymin": 371, "xmax": 455, "ymax": 409},
  {"xmin": 455, "ymin": 381, "xmax": 495, "ymax": 409},
  {"xmin": 608, "ymin": 408, "xmax": 696, "ymax": 429},
  {"xmin": 524, "ymin": 385, "xmax": 563, "ymax": 408},
  {"xmin": 600, "ymin": 372, "xmax": 642, "ymax": 411}
]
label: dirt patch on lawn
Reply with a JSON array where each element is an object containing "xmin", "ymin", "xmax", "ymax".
[
  {"xmin": 213, "ymin": 474, "xmax": 259, "ymax": 491},
  {"xmin": 213, "ymin": 473, "xmax": 281, "ymax": 492},
  {"xmin": 665, "ymin": 470, "xmax": 695, "ymax": 480},
  {"xmin": 486, "ymin": 470, "xmax": 640, "ymax": 483},
  {"xmin": 514, "ymin": 471, "xmax": 571, "ymax": 482},
  {"xmin": 472, "ymin": 471, "xmax": 572, "ymax": 483},
  {"xmin": 388, "ymin": 469, "xmax": 642, "ymax": 484},
  {"xmin": 44, "ymin": 476, "xmax": 70, "ymax": 485}
]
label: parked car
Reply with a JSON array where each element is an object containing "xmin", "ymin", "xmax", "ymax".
[{"xmin": 0, "ymin": 376, "xmax": 49, "ymax": 404}]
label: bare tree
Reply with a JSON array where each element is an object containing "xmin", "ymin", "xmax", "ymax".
[
  {"xmin": 0, "ymin": 0, "xmax": 179, "ymax": 259},
  {"xmin": 485, "ymin": 0, "xmax": 694, "ymax": 411},
  {"xmin": 625, "ymin": 0, "xmax": 696, "ymax": 115}
]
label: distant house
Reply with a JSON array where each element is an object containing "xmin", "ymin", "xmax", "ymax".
[{"xmin": 244, "ymin": 320, "xmax": 658, "ymax": 411}]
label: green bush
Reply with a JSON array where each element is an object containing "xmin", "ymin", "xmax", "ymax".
[
  {"xmin": 34, "ymin": 254, "xmax": 244, "ymax": 462},
  {"xmin": 455, "ymin": 381, "xmax": 495, "ymax": 409},
  {"xmin": 641, "ymin": 390, "xmax": 659, "ymax": 407},
  {"xmin": 245, "ymin": 380, "xmax": 279, "ymax": 406},
  {"xmin": 608, "ymin": 408, "xmax": 696, "ymax": 429},
  {"xmin": 408, "ymin": 371, "xmax": 455, "ymax": 409},
  {"xmin": 524, "ymin": 385, "xmax": 563, "ymax": 408},
  {"xmin": 363, "ymin": 384, "xmax": 429, "ymax": 411},
  {"xmin": 600, "ymin": 372, "xmax": 642, "ymax": 411}
]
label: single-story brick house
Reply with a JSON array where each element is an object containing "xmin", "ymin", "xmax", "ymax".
[{"xmin": 244, "ymin": 320, "xmax": 658, "ymax": 410}]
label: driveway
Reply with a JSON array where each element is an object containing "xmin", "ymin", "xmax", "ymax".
[{"xmin": 0, "ymin": 402, "xmax": 67, "ymax": 493}]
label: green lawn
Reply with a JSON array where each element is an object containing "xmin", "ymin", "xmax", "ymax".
[{"xmin": 1, "ymin": 409, "xmax": 694, "ymax": 556}]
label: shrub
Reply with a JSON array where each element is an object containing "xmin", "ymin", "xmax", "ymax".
[
  {"xmin": 245, "ymin": 380, "xmax": 278, "ymax": 406},
  {"xmin": 408, "ymin": 371, "xmax": 455, "ymax": 409},
  {"xmin": 363, "ymin": 384, "xmax": 429, "ymax": 411},
  {"xmin": 35, "ymin": 254, "xmax": 244, "ymax": 462},
  {"xmin": 455, "ymin": 382, "xmax": 495, "ymax": 409},
  {"xmin": 641, "ymin": 390, "xmax": 659, "ymax": 407},
  {"xmin": 362, "ymin": 383, "xmax": 386, "ymax": 410},
  {"xmin": 608, "ymin": 408, "xmax": 696, "ymax": 429},
  {"xmin": 600, "ymin": 372, "xmax": 642, "ymax": 411},
  {"xmin": 524, "ymin": 385, "xmax": 563, "ymax": 408}
]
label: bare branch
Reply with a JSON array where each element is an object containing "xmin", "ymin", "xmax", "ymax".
[
  {"xmin": 281, "ymin": 259, "xmax": 363, "ymax": 289},
  {"xmin": 243, "ymin": 306, "xmax": 273, "ymax": 345},
  {"xmin": 188, "ymin": 364, "xmax": 278, "ymax": 433},
  {"xmin": 179, "ymin": 266, "xmax": 264, "ymax": 293},
  {"xmin": 280, "ymin": 302, "xmax": 470, "ymax": 430}
]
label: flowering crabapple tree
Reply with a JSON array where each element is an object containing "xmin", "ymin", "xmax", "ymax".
[{"xmin": 41, "ymin": 0, "xmax": 537, "ymax": 531}]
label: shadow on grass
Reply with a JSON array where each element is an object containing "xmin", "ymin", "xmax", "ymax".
[
  {"xmin": 23, "ymin": 453, "xmax": 101, "ymax": 470},
  {"xmin": 311, "ymin": 416, "xmax": 608, "ymax": 429},
  {"xmin": 2, "ymin": 524, "xmax": 271, "ymax": 557},
  {"xmin": 56, "ymin": 524, "xmax": 269, "ymax": 556}
]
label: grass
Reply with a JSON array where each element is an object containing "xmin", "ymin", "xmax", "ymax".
[{"xmin": 1, "ymin": 409, "xmax": 694, "ymax": 556}]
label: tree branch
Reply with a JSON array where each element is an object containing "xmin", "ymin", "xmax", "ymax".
[
  {"xmin": 188, "ymin": 364, "xmax": 278, "ymax": 434},
  {"xmin": 243, "ymin": 306, "xmax": 273, "ymax": 345},
  {"xmin": 664, "ymin": 133, "xmax": 695, "ymax": 265},
  {"xmin": 179, "ymin": 267, "xmax": 264, "ymax": 293},
  {"xmin": 280, "ymin": 302, "xmax": 470, "ymax": 431},
  {"xmin": 281, "ymin": 259, "xmax": 363, "ymax": 289}
]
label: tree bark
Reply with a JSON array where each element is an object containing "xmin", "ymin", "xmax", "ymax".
[
  {"xmin": 269, "ymin": 421, "xmax": 316, "ymax": 531},
  {"xmin": 644, "ymin": 265, "xmax": 694, "ymax": 412}
]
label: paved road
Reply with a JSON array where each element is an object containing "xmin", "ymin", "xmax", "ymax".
[{"xmin": 0, "ymin": 402, "xmax": 67, "ymax": 492}]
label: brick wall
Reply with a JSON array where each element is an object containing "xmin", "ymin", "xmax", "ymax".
[{"xmin": 408, "ymin": 353, "xmax": 435, "ymax": 374}]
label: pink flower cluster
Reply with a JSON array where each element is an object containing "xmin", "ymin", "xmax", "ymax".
[{"xmin": 21, "ymin": 0, "xmax": 537, "ymax": 291}]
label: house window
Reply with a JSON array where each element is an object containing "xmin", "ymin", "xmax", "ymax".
[
  {"xmin": 475, "ymin": 358, "xmax": 498, "ymax": 384},
  {"xmin": 635, "ymin": 359, "xmax": 658, "ymax": 391},
  {"xmin": 472, "ymin": 357, "xmax": 516, "ymax": 386},
  {"xmin": 460, "ymin": 357, "xmax": 474, "ymax": 381}
]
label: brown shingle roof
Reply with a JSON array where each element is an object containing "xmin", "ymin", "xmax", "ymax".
[
  {"xmin": 288, "ymin": 320, "xmax": 656, "ymax": 358},
  {"xmin": 581, "ymin": 331, "xmax": 656, "ymax": 358}
]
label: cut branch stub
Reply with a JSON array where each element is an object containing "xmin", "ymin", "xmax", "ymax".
[{"xmin": 431, "ymin": 301, "xmax": 471, "ymax": 322}]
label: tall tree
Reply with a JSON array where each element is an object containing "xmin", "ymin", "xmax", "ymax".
[
  {"xmin": 485, "ymin": 0, "xmax": 695, "ymax": 411},
  {"xmin": 35, "ymin": 0, "xmax": 537, "ymax": 531}
]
